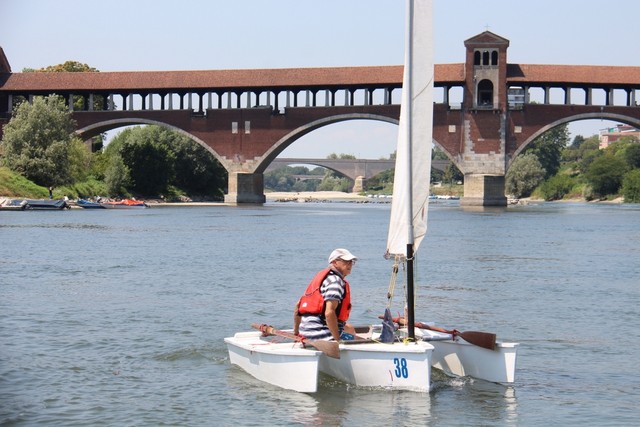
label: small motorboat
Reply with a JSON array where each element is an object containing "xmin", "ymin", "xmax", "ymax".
[
  {"xmin": 101, "ymin": 199, "xmax": 149, "ymax": 209},
  {"xmin": 22, "ymin": 199, "xmax": 70, "ymax": 210},
  {"xmin": 0, "ymin": 198, "xmax": 26, "ymax": 211},
  {"xmin": 76, "ymin": 199, "xmax": 106, "ymax": 209}
]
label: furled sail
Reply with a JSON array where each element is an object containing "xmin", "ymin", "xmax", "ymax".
[{"xmin": 386, "ymin": 0, "xmax": 434, "ymax": 258}]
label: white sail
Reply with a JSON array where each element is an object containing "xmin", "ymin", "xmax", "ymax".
[{"xmin": 386, "ymin": 0, "xmax": 434, "ymax": 258}]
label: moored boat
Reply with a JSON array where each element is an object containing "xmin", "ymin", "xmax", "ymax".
[
  {"xmin": 76, "ymin": 199, "xmax": 106, "ymax": 209},
  {"xmin": 22, "ymin": 199, "xmax": 69, "ymax": 210},
  {"xmin": 0, "ymin": 198, "xmax": 26, "ymax": 211},
  {"xmin": 101, "ymin": 199, "xmax": 149, "ymax": 209}
]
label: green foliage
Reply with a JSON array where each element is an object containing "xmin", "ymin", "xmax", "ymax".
[
  {"xmin": 442, "ymin": 163, "xmax": 463, "ymax": 184},
  {"xmin": 265, "ymin": 165, "xmax": 322, "ymax": 192},
  {"xmin": 317, "ymin": 175, "xmax": 351, "ymax": 192},
  {"xmin": 622, "ymin": 169, "xmax": 640, "ymax": 203},
  {"xmin": 0, "ymin": 95, "xmax": 88, "ymax": 186},
  {"xmin": 67, "ymin": 137, "xmax": 93, "ymax": 182},
  {"xmin": 506, "ymin": 153, "xmax": 545, "ymax": 198},
  {"xmin": 0, "ymin": 166, "xmax": 48, "ymax": 198},
  {"xmin": 109, "ymin": 127, "xmax": 174, "ymax": 196},
  {"xmin": 104, "ymin": 155, "xmax": 131, "ymax": 197},
  {"xmin": 539, "ymin": 174, "xmax": 579, "ymax": 201},
  {"xmin": 366, "ymin": 168, "xmax": 394, "ymax": 193},
  {"xmin": 35, "ymin": 61, "xmax": 99, "ymax": 73},
  {"xmin": 29, "ymin": 61, "xmax": 105, "ymax": 110},
  {"xmin": 327, "ymin": 153, "xmax": 356, "ymax": 160},
  {"xmin": 570, "ymin": 135, "xmax": 586, "ymax": 149},
  {"xmin": 104, "ymin": 125, "xmax": 227, "ymax": 199},
  {"xmin": 584, "ymin": 154, "xmax": 627, "ymax": 197},
  {"xmin": 155, "ymin": 129, "xmax": 227, "ymax": 198},
  {"xmin": 526, "ymin": 125, "xmax": 569, "ymax": 178},
  {"xmin": 55, "ymin": 177, "xmax": 109, "ymax": 200}
]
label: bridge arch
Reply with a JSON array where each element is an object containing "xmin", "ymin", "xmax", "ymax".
[
  {"xmin": 509, "ymin": 112, "xmax": 640, "ymax": 170},
  {"xmin": 75, "ymin": 117, "xmax": 227, "ymax": 166},
  {"xmin": 254, "ymin": 113, "xmax": 399, "ymax": 173}
]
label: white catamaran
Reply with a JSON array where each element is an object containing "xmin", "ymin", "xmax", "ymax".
[{"xmin": 225, "ymin": 0, "xmax": 518, "ymax": 393}]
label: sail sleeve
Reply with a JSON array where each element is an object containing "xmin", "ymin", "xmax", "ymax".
[{"xmin": 386, "ymin": 0, "xmax": 434, "ymax": 258}]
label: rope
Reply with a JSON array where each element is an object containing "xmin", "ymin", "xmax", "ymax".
[{"xmin": 386, "ymin": 258, "xmax": 400, "ymax": 308}]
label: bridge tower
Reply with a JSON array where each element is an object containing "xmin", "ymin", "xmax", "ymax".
[{"xmin": 457, "ymin": 31, "xmax": 510, "ymax": 206}]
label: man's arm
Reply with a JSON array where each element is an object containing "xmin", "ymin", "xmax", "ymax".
[
  {"xmin": 293, "ymin": 301, "xmax": 301, "ymax": 336},
  {"xmin": 324, "ymin": 300, "xmax": 341, "ymax": 341}
]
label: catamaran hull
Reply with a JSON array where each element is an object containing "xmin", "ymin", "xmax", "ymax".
[
  {"xmin": 225, "ymin": 331, "xmax": 433, "ymax": 393},
  {"xmin": 419, "ymin": 330, "xmax": 519, "ymax": 383},
  {"xmin": 320, "ymin": 341, "xmax": 433, "ymax": 392},
  {"xmin": 224, "ymin": 331, "xmax": 321, "ymax": 393}
]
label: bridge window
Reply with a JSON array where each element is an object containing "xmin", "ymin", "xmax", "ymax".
[
  {"xmin": 474, "ymin": 49, "xmax": 498, "ymax": 67},
  {"xmin": 477, "ymin": 79, "xmax": 493, "ymax": 107}
]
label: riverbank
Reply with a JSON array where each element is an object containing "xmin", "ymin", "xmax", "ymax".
[{"xmin": 265, "ymin": 191, "xmax": 369, "ymax": 202}]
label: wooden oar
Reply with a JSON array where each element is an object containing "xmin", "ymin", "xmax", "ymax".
[
  {"xmin": 380, "ymin": 316, "xmax": 497, "ymax": 351},
  {"xmin": 251, "ymin": 323, "xmax": 340, "ymax": 359}
]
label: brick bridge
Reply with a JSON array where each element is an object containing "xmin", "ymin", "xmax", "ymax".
[{"xmin": 1, "ymin": 31, "xmax": 639, "ymax": 205}]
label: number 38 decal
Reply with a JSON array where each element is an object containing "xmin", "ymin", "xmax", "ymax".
[{"xmin": 393, "ymin": 357, "xmax": 409, "ymax": 378}]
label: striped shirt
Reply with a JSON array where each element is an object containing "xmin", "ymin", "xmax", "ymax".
[{"xmin": 298, "ymin": 269, "xmax": 346, "ymax": 340}]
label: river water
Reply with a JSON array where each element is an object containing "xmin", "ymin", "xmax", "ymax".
[{"xmin": 1, "ymin": 200, "xmax": 639, "ymax": 426}]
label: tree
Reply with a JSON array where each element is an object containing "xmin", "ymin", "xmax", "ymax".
[
  {"xmin": 526, "ymin": 125, "xmax": 569, "ymax": 178},
  {"xmin": 539, "ymin": 174, "xmax": 578, "ymax": 201},
  {"xmin": 622, "ymin": 169, "xmax": 640, "ymax": 203},
  {"xmin": 1, "ymin": 95, "xmax": 87, "ymax": 186},
  {"xmin": 154, "ymin": 128, "xmax": 227, "ymax": 198},
  {"xmin": 28, "ymin": 61, "xmax": 105, "ymax": 111},
  {"xmin": 104, "ymin": 125, "xmax": 227, "ymax": 198},
  {"xmin": 112, "ymin": 128, "xmax": 175, "ymax": 196},
  {"xmin": 36, "ymin": 61, "xmax": 99, "ymax": 73},
  {"xmin": 505, "ymin": 153, "xmax": 546, "ymax": 198},
  {"xmin": 104, "ymin": 154, "xmax": 131, "ymax": 197},
  {"xmin": 623, "ymin": 143, "xmax": 640, "ymax": 169},
  {"xmin": 585, "ymin": 154, "xmax": 627, "ymax": 197},
  {"xmin": 570, "ymin": 135, "xmax": 586, "ymax": 149}
]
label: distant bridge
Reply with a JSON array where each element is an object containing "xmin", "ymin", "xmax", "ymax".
[{"xmin": 266, "ymin": 158, "xmax": 450, "ymax": 181}]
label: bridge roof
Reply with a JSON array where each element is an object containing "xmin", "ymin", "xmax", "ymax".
[
  {"xmin": 0, "ymin": 64, "xmax": 463, "ymax": 92},
  {"xmin": 506, "ymin": 64, "xmax": 640, "ymax": 86},
  {"xmin": 0, "ymin": 63, "xmax": 637, "ymax": 93}
]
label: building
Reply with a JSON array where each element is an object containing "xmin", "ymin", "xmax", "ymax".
[{"xmin": 599, "ymin": 124, "xmax": 640, "ymax": 149}]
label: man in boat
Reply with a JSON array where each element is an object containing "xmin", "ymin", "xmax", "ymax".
[{"xmin": 293, "ymin": 248, "xmax": 358, "ymax": 341}]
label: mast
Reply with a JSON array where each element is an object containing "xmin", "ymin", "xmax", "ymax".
[
  {"xmin": 386, "ymin": 0, "xmax": 432, "ymax": 341},
  {"xmin": 405, "ymin": 0, "xmax": 416, "ymax": 340}
]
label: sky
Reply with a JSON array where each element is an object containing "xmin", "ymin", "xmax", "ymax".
[{"xmin": 1, "ymin": 0, "xmax": 638, "ymax": 159}]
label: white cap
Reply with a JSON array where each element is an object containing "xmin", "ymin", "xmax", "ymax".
[{"xmin": 328, "ymin": 248, "xmax": 358, "ymax": 263}]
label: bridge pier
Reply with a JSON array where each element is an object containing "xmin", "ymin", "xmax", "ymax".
[
  {"xmin": 224, "ymin": 172, "xmax": 266, "ymax": 204},
  {"xmin": 460, "ymin": 174, "xmax": 507, "ymax": 207},
  {"xmin": 353, "ymin": 176, "xmax": 366, "ymax": 193}
]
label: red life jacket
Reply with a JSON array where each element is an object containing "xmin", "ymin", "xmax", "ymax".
[{"xmin": 297, "ymin": 268, "xmax": 351, "ymax": 322}]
